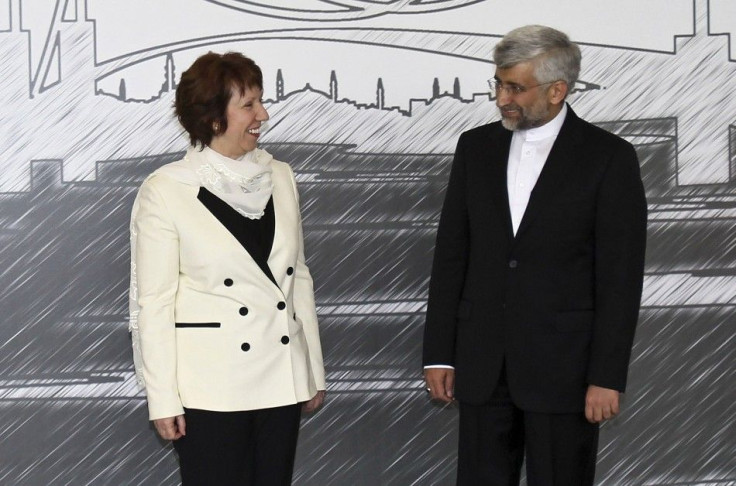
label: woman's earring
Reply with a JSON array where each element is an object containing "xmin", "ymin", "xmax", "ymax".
[{"xmin": 212, "ymin": 121, "xmax": 221, "ymax": 133}]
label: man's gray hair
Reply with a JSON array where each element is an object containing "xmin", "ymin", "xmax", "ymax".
[{"xmin": 493, "ymin": 25, "xmax": 581, "ymax": 89}]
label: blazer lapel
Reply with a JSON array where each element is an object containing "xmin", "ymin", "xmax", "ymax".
[
  {"xmin": 488, "ymin": 128, "xmax": 515, "ymax": 242},
  {"xmin": 514, "ymin": 107, "xmax": 584, "ymax": 240},
  {"xmin": 197, "ymin": 187, "xmax": 278, "ymax": 286}
]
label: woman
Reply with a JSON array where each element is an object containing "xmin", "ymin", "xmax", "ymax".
[{"xmin": 129, "ymin": 51, "xmax": 325, "ymax": 485}]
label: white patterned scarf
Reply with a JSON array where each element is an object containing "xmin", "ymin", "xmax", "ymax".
[{"xmin": 183, "ymin": 145, "xmax": 273, "ymax": 219}]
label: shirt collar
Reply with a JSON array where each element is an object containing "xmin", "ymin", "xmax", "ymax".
[{"xmin": 519, "ymin": 103, "xmax": 567, "ymax": 142}]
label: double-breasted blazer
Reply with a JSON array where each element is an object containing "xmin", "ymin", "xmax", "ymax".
[
  {"xmin": 130, "ymin": 149, "xmax": 325, "ymax": 420},
  {"xmin": 423, "ymin": 106, "xmax": 647, "ymax": 413}
]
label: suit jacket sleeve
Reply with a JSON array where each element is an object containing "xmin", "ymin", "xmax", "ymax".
[
  {"xmin": 131, "ymin": 175, "xmax": 185, "ymax": 420},
  {"xmin": 286, "ymin": 164, "xmax": 326, "ymax": 390},
  {"xmin": 423, "ymin": 134, "xmax": 470, "ymax": 367},
  {"xmin": 588, "ymin": 140, "xmax": 647, "ymax": 391}
]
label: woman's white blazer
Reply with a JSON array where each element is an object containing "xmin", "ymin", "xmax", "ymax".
[{"xmin": 129, "ymin": 154, "xmax": 325, "ymax": 420}]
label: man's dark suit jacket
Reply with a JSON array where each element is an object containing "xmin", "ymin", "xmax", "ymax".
[{"xmin": 423, "ymin": 106, "xmax": 647, "ymax": 413}]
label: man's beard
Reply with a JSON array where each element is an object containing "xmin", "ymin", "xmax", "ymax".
[{"xmin": 498, "ymin": 100, "xmax": 550, "ymax": 131}]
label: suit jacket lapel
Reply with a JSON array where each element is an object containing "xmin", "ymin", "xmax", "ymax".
[
  {"xmin": 197, "ymin": 187, "xmax": 278, "ymax": 286},
  {"xmin": 514, "ymin": 107, "xmax": 584, "ymax": 240},
  {"xmin": 484, "ymin": 127, "xmax": 515, "ymax": 242}
]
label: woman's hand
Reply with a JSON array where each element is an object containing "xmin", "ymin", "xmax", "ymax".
[
  {"xmin": 153, "ymin": 415, "xmax": 186, "ymax": 440},
  {"xmin": 302, "ymin": 390, "xmax": 326, "ymax": 413}
]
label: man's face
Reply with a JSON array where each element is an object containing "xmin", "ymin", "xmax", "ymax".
[{"xmin": 494, "ymin": 61, "xmax": 557, "ymax": 131}]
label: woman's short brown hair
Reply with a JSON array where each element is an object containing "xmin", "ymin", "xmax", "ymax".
[{"xmin": 175, "ymin": 52, "xmax": 263, "ymax": 147}]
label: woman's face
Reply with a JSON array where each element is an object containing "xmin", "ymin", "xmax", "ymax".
[{"xmin": 210, "ymin": 85, "xmax": 269, "ymax": 158}]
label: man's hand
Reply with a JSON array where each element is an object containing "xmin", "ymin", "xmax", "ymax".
[
  {"xmin": 424, "ymin": 368, "xmax": 455, "ymax": 403},
  {"xmin": 302, "ymin": 390, "xmax": 326, "ymax": 413},
  {"xmin": 153, "ymin": 415, "xmax": 186, "ymax": 440},
  {"xmin": 585, "ymin": 385, "xmax": 620, "ymax": 423}
]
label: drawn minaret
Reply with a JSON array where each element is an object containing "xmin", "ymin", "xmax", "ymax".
[
  {"xmin": 276, "ymin": 69, "xmax": 284, "ymax": 100},
  {"xmin": 453, "ymin": 77, "xmax": 461, "ymax": 99},
  {"xmin": 118, "ymin": 79, "xmax": 127, "ymax": 101},
  {"xmin": 432, "ymin": 77, "xmax": 440, "ymax": 99},
  {"xmin": 329, "ymin": 70, "xmax": 338, "ymax": 102},
  {"xmin": 376, "ymin": 78, "xmax": 385, "ymax": 110},
  {"xmin": 161, "ymin": 54, "xmax": 176, "ymax": 93}
]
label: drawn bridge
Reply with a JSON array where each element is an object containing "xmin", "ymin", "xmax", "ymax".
[{"xmin": 93, "ymin": 28, "xmax": 499, "ymax": 81}]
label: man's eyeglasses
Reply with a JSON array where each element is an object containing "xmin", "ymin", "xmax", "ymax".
[{"xmin": 487, "ymin": 79, "xmax": 558, "ymax": 96}]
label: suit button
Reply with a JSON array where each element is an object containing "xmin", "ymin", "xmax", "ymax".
[
  {"xmin": 239, "ymin": 306, "xmax": 248, "ymax": 316},
  {"xmin": 277, "ymin": 301, "xmax": 286, "ymax": 310},
  {"xmin": 224, "ymin": 278, "xmax": 233, "ymax": 287},
  {"xmin": 508, "ymin": 260, "xmax": 518, "ymax": 268},
  {"xmin": 286, "ymin": 267, "xmax": 294, "ymax": 276},
  {"xmin": 241, "ymin": 343, "xmax": 250, "ymax": 352},
  {"xmin": 281, "ymin": 336, "xmax": 290, "ymax": 345}
]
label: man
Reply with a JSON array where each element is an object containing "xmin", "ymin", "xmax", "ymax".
[{"xmin": 423, "ymin": 25, "xmax": 647, "ymax": 485}]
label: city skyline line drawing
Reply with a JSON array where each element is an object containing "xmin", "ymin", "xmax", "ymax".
[{"xmin": 1, "ymin": 0, "xmax": 733, "ymax": 192}]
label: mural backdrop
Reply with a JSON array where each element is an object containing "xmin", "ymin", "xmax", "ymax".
[{"xmin": 0, "ymin": 0, "xmax": 734, "ymax": 485}]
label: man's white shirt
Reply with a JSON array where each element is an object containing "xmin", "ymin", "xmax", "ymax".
[{"xmin": 507, "ymin": 104, "xmax": 567, "ymax": 235}]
